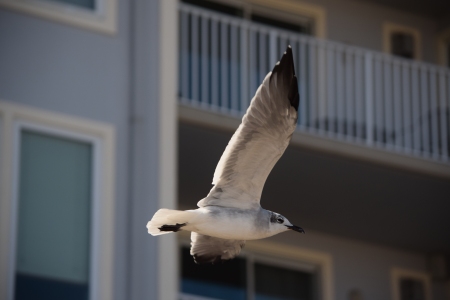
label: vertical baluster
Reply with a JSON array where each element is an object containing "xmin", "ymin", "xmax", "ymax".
[
  {"xmin": 269, "ymin": 30, "xmax": 277, "ymax": 67},
  {"xmin": 411, "ymin": 65, "xmax": 421, "ymax": 155},
  {"xmin": 439, "ymin": 70, "xmax": 448, "ymax": 161},
  {"xmin": 220, "ymin": 20, "xmax": 228, "ymax": 112},
  {"xmin": 383, "ymin": 59, "xmax": 394, "ymax": 148},
  {"xmin": 249, "ymin": 28, "xmax": 257, "ymax": 100},
  {"xmin": 336, "ymin": 47, "xmax": 345, "ymax": 136},
  {"xmin": 201, "ymin": 14, "xmax": 209, "ymax": 107},
  {"xmin": 309, "ymin": 41, "xmax": 317, "ymax": 131},
  {"xmin": 315, "ymin": 42, "xmax": 324, "ymax": 132},
  {"xmin": 259, "ymin": 31, "xmax": 267, "ymax": 84},
  {"xmin": 299, "ymin": 40, "xmax": 307, "ymax": 128},
  {"xmin": 430, "ymin": 69, "xmax": 439, "ymax": 159},
  {"xmin": 180, "ymin": 10, "xmax": 189, "ymax": 102},
  {"xmin": 374, "ymin": 56, "xmax": 383, "ymax": 145},
  {"xmin": 402, "ymin": 63, "xmax": 412, "ymax": 153},
  {"xmin": 210, "ymin": 17, "xmax": 219, "ymax": 109},
  {"xmin": 345, "ymin": 50, "xmax": 354, "ymax": 140},
  {"xmin": 420, "ymin": 67, "xmax": 430, "ymax": 157},
  {"xmin": 365, "ymin": 53, "xmax": 374, "ymax": 145},
  {"xmin": 393, "ymin": 61, "xmax": 402, "ymax": 149},
  {"xmin": 240, "ymin": 22, "xmax": 249, "ymax": 114},
  {"xmin": 326, "ymin": 45, "xmax": 335, "ymax": 134},
  {"xmin": 279, "ymin": 36, "xmax": 287, "ymax": 57},
  {"xmin": 355, "ymin": 52, "xmax": 364, "ymax": 140},
  {"xmin": 230, "ymin": 24, "xmax": 239, "ymax": 114},
  {"xmin": 191, "ymin": 13, "xmax": 199, "ymax": 104}
]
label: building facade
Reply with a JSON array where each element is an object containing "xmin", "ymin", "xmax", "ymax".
[{"xmin": 0, "ymin": 0, "xmax": 449, "ymax": 300}]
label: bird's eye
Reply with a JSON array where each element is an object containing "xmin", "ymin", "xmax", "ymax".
[{"xmin": 277, "ymin": 217, "xmax": 284, "ymax": 224}]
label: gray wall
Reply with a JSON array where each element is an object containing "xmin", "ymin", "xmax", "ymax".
[
  {"xmin": 296, "ymin": 0, "xmax": 439, "ymax": 63},
  {"xmin": 0, "ymin": 1, "xmax": 161, "ymax": 299}
]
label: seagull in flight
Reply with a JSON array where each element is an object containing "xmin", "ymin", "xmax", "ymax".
[{"xmin": 147, "ymin": 46, "xmax": 304, "ymax": 264}]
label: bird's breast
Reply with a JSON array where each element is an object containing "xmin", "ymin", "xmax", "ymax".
[{"xmin": 189, "ymin": 206, "xmax": 271, "ymax": 240}]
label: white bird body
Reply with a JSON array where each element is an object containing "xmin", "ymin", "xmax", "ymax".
[
  {"xmin": 184, "ymin": 207, "xmax": 282, "ymax": 240},
  {"xmin": 147, "ymin": 46, "xmax": 305, "ymax": 264}
]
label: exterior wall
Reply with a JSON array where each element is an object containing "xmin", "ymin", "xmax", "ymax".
[
  {"xmin": 267, "ymin": 230, "xmax": 428, "ymax": 300},
  {"xmin": 0, "ymin": 0, "xmax": 168, "ymax": 299},
  {"xmin": 293, "ymin": 0, "xmax": 439, "ymax": 63}
]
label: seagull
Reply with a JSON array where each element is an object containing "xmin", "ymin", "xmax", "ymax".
[{"xmin": 147, "ymin": 46, "xmax": 304, "ymax": 264}]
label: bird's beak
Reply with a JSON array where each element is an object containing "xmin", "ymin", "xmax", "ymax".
[{"xmin": 286, "ymin": 225, "xmax": 305, "ymax": 234}]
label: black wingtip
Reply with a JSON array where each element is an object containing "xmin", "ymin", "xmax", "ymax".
[{"xmin": 270, "ymin": 45, "xmax": 299, "ymax": 111}]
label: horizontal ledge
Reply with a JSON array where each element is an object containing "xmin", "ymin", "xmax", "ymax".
[{"xmin": 178, "ymin": 104, "xmax": 450, "ymax": 180}]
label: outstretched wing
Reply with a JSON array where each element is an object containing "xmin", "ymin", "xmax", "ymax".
[
  {"xmin": 190, "ymin": 232, "xmax": 246, "ymax": 264},
  {"xmin": 198, "ymin": 46, "xmax": 299, "ymax": 210}
]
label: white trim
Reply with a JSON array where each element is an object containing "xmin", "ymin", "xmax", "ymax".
[
  {"xmin": 382, "ymin": 22, "xmax": 422, "ymax": 60},
  {"xmin": 0, "ymin": 0, "xmax": 117, "ymax": 35},
  {"xmin": 0, "ymin": 100, "xmax": 115, "ymax": 300},
  {"xmin": 391, "ymin": 267, "xmax": 432, "ymax": 300},
  {"xmin": 158, "ymin": 1, "xmax": 179, "ymax": 300},
  {"xmin": 178, "ymin": 233, "xmax": 334, "ymax": 300},
  {"xmin": 437, "ymin": 28, "xmax": 450, "ymax": 67}
]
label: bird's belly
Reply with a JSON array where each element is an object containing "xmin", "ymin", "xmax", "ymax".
[{"xmin": 187, "ymin": 207, "xmax": 270, "ymax": 240}]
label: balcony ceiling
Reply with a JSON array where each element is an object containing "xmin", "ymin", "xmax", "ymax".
[
  {"xmin": 356, "ymin": 0, "xmax": 450, "ymax": 18},
  {"xmin": 179, "ymin": 122, "xmax": 450, "ymax": 256}
]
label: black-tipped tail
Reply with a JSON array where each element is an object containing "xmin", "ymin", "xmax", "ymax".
[
  {"xmin": 158, "ymin": 223, "xmax": 186, "ymax": 232},
  {"xmin": 270, "ymin": 45, "xmax": 299, "ymax": 111}
]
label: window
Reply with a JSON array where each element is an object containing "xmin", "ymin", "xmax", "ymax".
[
  {"xmin": 14, "ymin": 129, "xmax": 92, "ymax": 300},
  {"xmin": 437, "ymin": 28, "xmax": 450, "ymax": 68},
  {"xmin": 180, "ymin": 243, "xmax": 326, "ymax": 300},
  {"xmin": 391, "ymin": 268, "xmax": 431, "ymax": 300},
  {"xmin": 0, "ymin": 101, "xmax": 115, "ymax": 300},
  {"xmin": 181, "ymin": 247, "xmax": 247, "ymax": 300},
  {"xmin": 391, "ymin": 32, "xmax": 415, "ymax": 59},
  {"xmin": 0, "ymin": 0, "xmax": 117, "ymax": 34},
  {"xmin": 45, "ymin": 0, "xmax": 95, "ymax": 10},
  {"xmin": 181, "ymin": 0, "xmax": 314, "ymax": 35},
  {"xmin": 383, "ymin": 22, "xmax": 421, "ymax": 60}
]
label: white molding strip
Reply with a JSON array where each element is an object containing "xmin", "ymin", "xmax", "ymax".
[{"xmin": 158, "ymin": 1, "xmax": 179, "ymax": 300}]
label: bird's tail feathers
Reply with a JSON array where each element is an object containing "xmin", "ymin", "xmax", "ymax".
[{"xmin": 147, "ymin": 209, "xmax": 193, "ymax": 236}]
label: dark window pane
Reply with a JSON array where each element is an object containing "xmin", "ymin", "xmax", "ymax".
[
  {"xmin": 44, "ymin": 0, "xmax": 95, "ymax": 10},
  {"xmin": 391, "ymin": 33, "xmax": 415, "ymax": 59},
  {"xmin": 181, "ymin": 0, "xmax": 244, "ymax": 17},
  {"xmin": 251, "ymin": 14, "xmax": 311, "ymax": 34},
  {"xmin": 14, "ymin": 130, "xmax": 91, "ymax": 300},
  {"xmin": 181, "ymin": 247, "xmax": 247, "ymax": 300},
  {"xmin": 400, "ymin": 278, "xmax": 425, "ymax": 300},
  {"xmin": 447, "ymin": 43, "xmax": 450, "ymax": 68},
  {"xmin": 255, "ymin": 263, "xmax": 314, "ymax": 300},
  {"xmin": 15, "ymin": 273, "xmax": 88, "ymax": 300}
]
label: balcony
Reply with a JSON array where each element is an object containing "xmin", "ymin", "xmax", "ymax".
[{"xmin": 178, "ymin": 3, "xmax": 450, "ymax": 175}]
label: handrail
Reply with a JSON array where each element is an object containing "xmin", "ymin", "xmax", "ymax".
[{"xmin": 178, "ymin": 3, "xmax": 450, "ymax": 162}]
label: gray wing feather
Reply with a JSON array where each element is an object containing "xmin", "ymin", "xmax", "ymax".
[
  {"xmin": 190, "ymin": 232, "xmax": 246, "ymax": 264},
  {"xmin": 198, "ymin": 47, "xmax": 299, "ymax": 209}
]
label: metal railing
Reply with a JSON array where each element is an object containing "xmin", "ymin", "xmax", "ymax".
[{"xmin": 178, "ymin": 3, "xmax": 450, "ymax": 162}]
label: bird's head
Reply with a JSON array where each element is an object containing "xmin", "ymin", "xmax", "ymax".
[{"xmin": 269, "ymin": 212, "xmax": 305, "ymax": 234}]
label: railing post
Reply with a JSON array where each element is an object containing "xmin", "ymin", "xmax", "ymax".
[
  {"xmin": 269, "ymin": 30, "xmax": 278, "ymax": 66},
  {"xmin": 365, "ymin": 52, "xmax": 373, "ymax": 145},
  {"xmin": 240, "ymin": 23, "xmax": 249, "ymax": 114}
]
